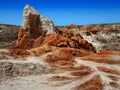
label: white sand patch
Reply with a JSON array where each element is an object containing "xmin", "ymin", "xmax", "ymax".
[
  {"xmin": 0, "ymin": 50, "xmax": 120, "ymax": 90},
  {"xmin": 75, "ymin": 57, "xmax": 120, "ymax": 90},
  {"xmin": 0, "ymin": 56, "xmax": 49, "ymax": 68},
  {"xmin": 0, "ymin": 49, "xmax": 9, "ymax": 53},
  {"xmin": 0, "ymin": 72, "xmax": 96, "ymax": 90},
  {"xmin": 109, "ymin": 55, "xmax": 120, "ymax": 61},
  {"xmin": 0, "ymin": 75, "xmax": 61, "ymax": 90}
]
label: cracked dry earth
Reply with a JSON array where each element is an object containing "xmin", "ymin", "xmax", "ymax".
[{"xmin": 0, "ymin": 50, "xmax": 120, "ymax": 90}]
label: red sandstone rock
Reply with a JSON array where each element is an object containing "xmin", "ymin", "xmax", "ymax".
[
  {"xmin": 15, "ymin": 5, "xmax": 56, "ymax": 49},
  {"xmin": 67, "ymin": 24, "xmax": 79, "ymax": 29},
  {"xmin": 80, "ymin": 50, "xmax": 120, "ymax": 64},
  {"xmin": 9, "ymin": 49, "xmax": 30, "ymax": 58},
  {"xmin": 45, "ymin": 47, "xmax": 92, "ymax": 67},
  {"xmin": 55, "ymin": 27, "xmax": 95, "ymax": 51},
  {"xmin": 33, "ymin": 36, "xmax": 43, "ymax": 48},
  {"xmin": 15, "ymin": 32, "xmax": 34, "ymax": 49},
  {"xmin": 42, "ymin": 34, "xmax": 70, "ymax": 47}
]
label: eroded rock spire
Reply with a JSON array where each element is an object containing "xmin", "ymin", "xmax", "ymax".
[{"xmin": 15, "ymin": 4, "xmax": 56, "ymax": 49}]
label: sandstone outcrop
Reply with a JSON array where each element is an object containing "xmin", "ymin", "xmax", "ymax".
[
  {"xmin": 13, "ymin": 5, "xmax": 95, "ymax": 59},
  {"xmin": 15, "ymin": 5, "xmax": 56, "ymax": 49},
  {"xmin": 56, "ymin": 24, "xmax": 120, "ymax": 52}
]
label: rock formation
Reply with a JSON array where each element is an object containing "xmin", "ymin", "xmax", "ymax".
[
  {"xmin": 56, "ymin": 24, "xmax": 120, "ymax": 52},
  {"xmin": 0, "ymin": 4, "xmax": 120, "ymax": 90},
  {"xmin": 15, "ymin": 5, "xmax": 56, "ymax": 49},
  {"xmin": 14, "ymin": 5, "xmax": 95, "ymax": 57},
  {"xmin": 79, "ymin": 24, "xmax": 120, "ymax": 51}
]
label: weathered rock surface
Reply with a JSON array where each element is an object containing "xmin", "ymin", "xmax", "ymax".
[
  {"xmin": 79, "ymin": 24, "xmax": 120, "ymax": 51},
  {"xmin": 21, "ymin": 5, "xmax": 55, "ymax": 35},
  {"xmin": 1, "ymin": 23, "xmax": 120, "ymax": 52},
  {"xmin": 15, "ymin": 5, "xmax": 56, "ymax": 49},
  {"xmin": 56, "ymin": 24, "xmax": 120, "ymax": 52}
]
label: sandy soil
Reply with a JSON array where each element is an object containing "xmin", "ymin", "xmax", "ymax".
[
  {"xmin": 0, "ymin": 49, "xmax": 120, "ymax": 90},
  {"xmin": 0, "ymin": 75, "xmax": 65, "ymax": 90}
]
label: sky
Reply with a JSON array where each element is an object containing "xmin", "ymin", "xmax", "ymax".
[{"xmin": 0, "ymin": 0, "xmax": 120, "ymax": 26}]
